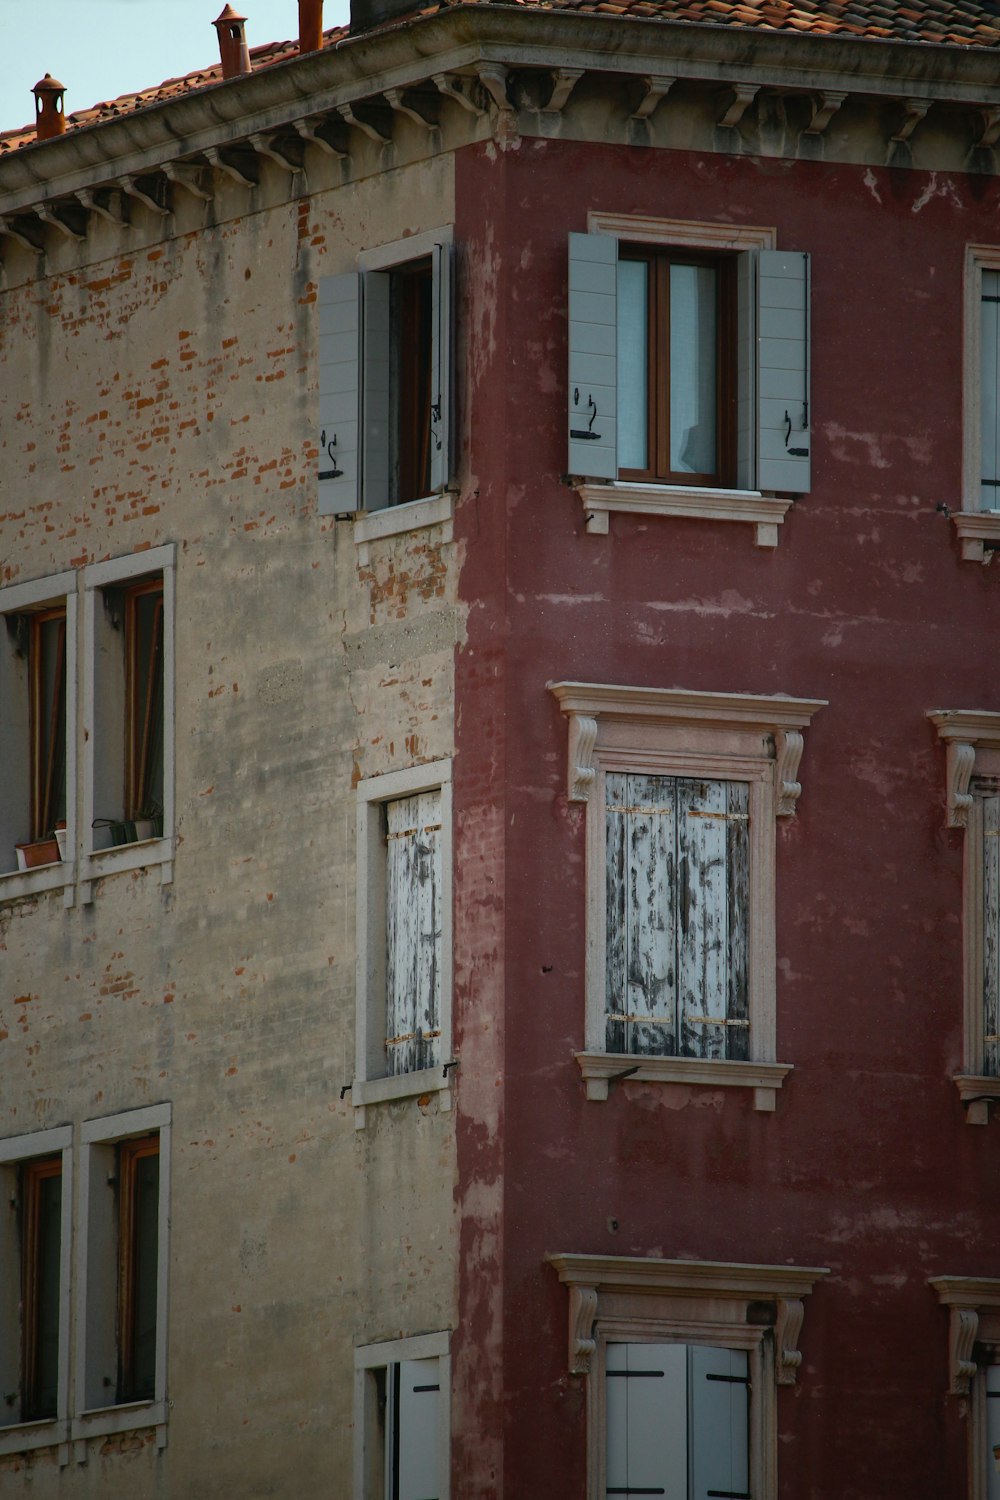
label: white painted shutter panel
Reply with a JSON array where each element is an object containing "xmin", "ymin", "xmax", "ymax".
[
  {"xmin": 317, "ymin": 273, "xmax": 362, "ymax": 515},
  {"xmin": 606, "ymin": 1342, "xmax": 687, "ymax": 1499},
  {"xmin": 363, "ymin": 269, "xmax": 392, "ymax": 511},
  {"xmin": 430, "ymin": 241, "xmax": 453, "ymax": 495},
  {"xmin": 568, "ymin": 232, "xmax": 618, "ymax": 479},
  {"xmin": 395, "ymin": 1357, "xmax": 441, "ymax": 1500},
  {"xmin": 676, "ymin": 780, "xmax": 749, "ymax": 1063},
  {"xmin": 756, "ymin": 249, "xmax": 811, "ymax": 494},
  {"xmin": 987, "ymin": 1365, "xmax": 1000, "ymax": 1500},
  {"xmin": 983, "ymin": 271, "xmax": 1000, "ymax": 510},
  {"xmin": 689, "ymin": 1345, "xmax": 750, "ymax": 1500},
  {"xmin": 735, "ymin": 252, "xmax": 757, "ymax": 491},
  {"xmin": 984, "ymin": 794, "xmax": 1000, "ymax": 1078},
  {"xmin": 386, "ymin": 792, "xmax": 442, "ymax": 1076},
  {"xmin": 606, "ymin": 774, "xmax": 678, "ymax": 1057}
]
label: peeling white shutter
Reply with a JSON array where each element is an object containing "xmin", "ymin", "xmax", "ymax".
[
  {"xmin": 756, "ymin": 249, "xmax": 811, "ymax": 494},
  {"xmin": 386, "ymin": 792, "xmax": 442, "ymax": 1076},
  {"xmin": 317, "ymin": 273, "xmax": 362, "ymax": 515},
  {"xmin": 689, "ymin": 1345, "xmax": 750, "ymax": 1500},
  {"xmin": 677, "ymin": 779, "xmax": 749, "ymax": 1063},
  {"xmin": 607, "ymin": 1342, "xmax": 686, "ymax": 1499},
  {"xmin": 986, "ymin": 1365, "xmax": 1000, "ymax": 1500},
  {"xmin": 606, "ymin": 773, "xmax": 678, "ymax": 1056},
  {"xmin": 393, "ymin": 1357, "xmax": 441, "ymax": 1500},
  {"xmin": 430, "ymin": 241, "xmax": 453, "ymax": 495},
  {"xmin": 363, "ymin": 269, "xmax": 392, "ymax": 512},
  {"xmin": 568, "ymin": 232, "xmax": 618, "ymax": 479},
  {"xmin": 984, "ymin": 793, "xmax": 1000, "ymax": 1078},
  {"xmin": 983, "ymin": 271, "xmax": 1000, "ymax": 510}
]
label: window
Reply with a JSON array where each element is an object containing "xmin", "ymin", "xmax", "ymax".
[
  {"xmin": 568, "ymin": 217, "xmax": 810, "ymax": 548},
  {"xmin": 930, "ymin": 1277, "xmax": 1000, "ymax": 1500},
  {"xmin": 550, "ymin": 683, "xmax": 825, "ymax": 1110},
  {"xmin": 548, "ymin": 1253, "xmax": 827, "ymax": 1500},
  {"xmin": 81, "ymin": 545, "xmax": 175, "ymax": 897},
  {"xmin": 354, "ymin": 1332, "xmax": 450, "ymax": 1500},
  {"xmin": 318, "ymin": 226, "xmax": 453, "ymax": 521},
  {"xmin": 0, "ymin": 571, "xmax": 76, "ymax": 895},
  {"xmin": 75, "ymin": 1104, "xmax": 170, "ymax": 1446},
  {"xmin": 353, "ymin": 761, "xmax": 453, "ymax": 1123},
  {"xmin": 959, "ymin": 248, "xmax": 1000, "ymax": 559},
  {"xmin": 0, "ymin": 1125, "xmax": 72, "ymax": 1456},
  {"xmin": 928, "ymin": 710, "xmax": 1000, "ymax": 1120}
]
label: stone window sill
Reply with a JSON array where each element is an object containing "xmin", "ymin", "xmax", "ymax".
[
  {"xmin": 0, "ymin": 860, "xmax": 75, "ymax": 908},
  {"xmin": 953, "ymin": 510, "xmax": 1000, "ymax": 561},
  {"xmin": 955, "ymin": 1074, "xmax": 1000, "ymax": 1124},
  {"xmin": 352, "ymin": 1063, "xmax": 454, "ymax": 1128},
  {"xmin": 353, "ymin": 492, "xmax": 455, "ymax": 563},
  {"xmin": 576, "ymin": 1051, "xmax": 793, "ymax": 1112},
  {"xmin": 72, "ymin": 1400, "xmax": 167, "ymax": 1451},
  {"xmin": 577, "ymin": 482, "xmax": 793, "ymax": 548},
  {"xmin": 0, "ymin": 1416, "xmax": 69, "ymax": 1459},
  {"xmin": 80, "ymin": 836, "xmax": 174, "ymax": 904}
]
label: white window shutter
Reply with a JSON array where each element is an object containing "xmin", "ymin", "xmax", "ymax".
[
  {"xmin": 363, "ymin": 269, "xmax": 392, "ymax": 512},
  {"xmin": 735, "ymin": 251, "xmax": 757, "ymax": 491},
  {"xmin": 676, "ymin": 779, "xmax": 749, "ymax": 1063},
  {"xmin": 394, "ymin": 1357, "xmax": 441, "ymax": 1500},
  {"xmin": 689, "ymin": 1345, "xmax": 750, "ymax": 1500},
  {"xmin": 606, "ymin": 1342, "xmax": 686, "ymax": 1499},
  {"xmin": 430, "ymin": 241, "xmax": 453, "ymax": 495},
  {"xmin": 756, "ymin": 249, "xmax": 811, "ymax": 494},
  {"xmin": 982, "ymin": 270, "xmax": 1000, "ymax": 510},
  {"xmin": 606, "ymin": 773, "xmax": 678, "ymax": 1056},
  {"xmin": 317, "ymin": 273, "xmax": 362, "ymax": 515},
  {"xmin": 568, "ymin": 232, "xmax": 617, "ymax": 480},
  {"xmin": 386, "ymin": 792, "xmax": 442, "ymax": 1076},
  {"xmin": 987, "ymin": 1365, "xmax": 1000, "ymax": 1500},
  {"xmin": 984, "ymin": 794, "xmax": 1000, "ymax": 1078}
]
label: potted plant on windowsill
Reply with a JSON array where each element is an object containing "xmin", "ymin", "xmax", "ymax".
[
  {"xmin": 94, "ymin": 803, "xmax": 163, "ymax": 849},
  {"xmin": 15, "ymin": 835, "xmax": 61, "ymax": 870}
]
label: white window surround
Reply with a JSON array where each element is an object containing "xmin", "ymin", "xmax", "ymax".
[
  {"xmin": 576, "ymin": 213, "xmax": 795, "ymax": 550},
  {"xmin": 928, "ymin": 709, "xmax": 1000, "ymax": 1122},
  {"xmin": 80, "ymin": 545, "xmax": 176, "ymax": 905},
  {"xmin": 353, "ymin": 1330, "xmax": 451, "ymax": 1500},
  {"xmin": 959, "ymin": 246, "xmax": 1000, "ymax": 561},
  {"xmin": 73, "ymin": 1103, "xmax": 171, "ymax": 1454},
  {"xmin": 353, "ymin": 758, "xmax": 454, "ymax": 1127},
  {"xmin": 930, "ymin": 1277, "xmax": 1000, "ymax": 1500},
  {"xmin": 547, "ymin": 1253, "xmax": 828, "ymax": 1500},
  {"xmin": 550, "ymin": 682, "xmax": 825, "ymax": 1111},
  {"xmin": 0, "ymin": 1125, "xmax": 73, "ymax": 1462},
  {"xmin": 0, "ymin": 571, "xmax": 78, "ymax": 908}
]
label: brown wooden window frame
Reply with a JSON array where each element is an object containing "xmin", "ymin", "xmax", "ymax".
[
  {"xmin": 116, "ymin": 1135, "xmax": 160, "ymax": 1405},
  {"xmin": 618, "ymin": 245, "xmax": 736, "ymax": 489},
  {"xmin": 391, "ymin": 258, "xmax": 434, "ymax": 508},
  {"xmin": 20, "ymin": 1156, "xmax": 62, "ymax": 1424},
  {"xmin": 28, "ymin": 608, "xmax": 67, "ymax": 843},
  {"xmin": 123, "ymin": 579, "xmax": 164, "ymax": 823}
]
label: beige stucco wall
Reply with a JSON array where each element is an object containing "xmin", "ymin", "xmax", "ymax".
[{"xmin": 0, "ymin": 131, "xmax": 461, "ymax": 1497}]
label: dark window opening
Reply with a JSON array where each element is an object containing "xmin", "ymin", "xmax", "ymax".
[
  {"xmin": 391, "ymin": 260, "xmax": 433, "ymax": 506},
  {"xmin": 117, "ymin": 1136, "xmax": 159, "ymax": 1404},
  {"xmin": 20, "ymin": 1156, "xmax": 62, "ymax": 1422}
]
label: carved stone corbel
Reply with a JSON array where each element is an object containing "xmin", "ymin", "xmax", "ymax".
[
  {"xmin": 384, "ymin": 88, "xmax": 436, "ymax": 132},
  {"xmin": 568, "ymin": 1284, "xmax": 598, "ymax": 1375},
  {"xmin": 76, "ymin": 188, "xmax": 131, "ymax": 226},
  {"xmin": 249, "ymin": 133, "xmax": 304, "ymax": 174},
  {"xmin": 162, "ymin": 164, "xmax": 213, "ymax": 201},
  {"xmin": 804, "ymin": 91, "xmax": 846, "ymax": 137},
  {"xmin": 978, "ymin": 108, "xmax": 1000, "ymax": 149},
  {"xmin": 120, "ymin": 174, "xmax": 171, "ymax": 215},
  {"xmin": 0, "ymin": 215, "xmax": 45, "ymax": 254},
  {"xmin": 774, "ymin": 730, "xmax": 804, "ymax": 818},
  {"xmin": 949, "ymin": 1307, "xmax": 980, "ymax": 1396},
  {"xmin": 545, "ymin": 68, "xmax": 584, "ymax": 117},
  {"xmin": 890, "ymin": 98, "xmax": 930, "ymax": 145},
  {"xmin": 294, "ymin": 117, "xmax": 348, "ymax": 158},
  {"xmin": 566, "ymin": 713, "xmax": 598, "ymax": 803},
  {"xmin": 776, "ymin": 1296, "xmax": 805, "ymax": 1385},
  {"xmin": 36, "ymin": 206, "xmax": 85, "ymax": 242},
  {"xmin": 337, "ymin": 102, "xmax": 391, "ymax": 146},
  {"xmin": 718, "ymin": 84, "xmax": 758, "ymax": 130},
  {"xmin": 945, "ymin": 741, "xmax": 976, "ymax": 828},
  {"xmin": 432, "ymin": 73, "xmax": 485, "ymax": 117},
  {"xmin": 477, "ymin": 64, "xmax": 511, "ymax": 115},
  {"xmin": 631, "ymin": 75, "xmax": 674, "ymax": 123},
  {"xmin": 203, "ymin": 148, "xmax": 258, "ymax": 188}
]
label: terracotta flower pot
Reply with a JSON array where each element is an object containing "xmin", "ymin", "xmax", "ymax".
[{"xmin": 15, "ymin": 837, "xmax": 60, "ymax": 871}]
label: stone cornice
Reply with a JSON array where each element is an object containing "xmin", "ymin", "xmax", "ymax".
[
  {"xmin": 927, "ymin": 709, "xmax": 1000, "ymax": 828},
  {"xmin": 547, "ymin": 1252, "xmax": 829, "ymax": 1300}
]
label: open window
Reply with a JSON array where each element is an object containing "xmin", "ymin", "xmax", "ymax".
[
  {"xmin": 353, "ymin": 760, "xmax": 453, "ymax": 1123},
  {"xmin": 568, "ymin": 216, "xmax": 810, "ymax": 547},
  {"xmin": 318, "ymin": 227, "xmax": 453, "ymax": 519},
  {"xmin": 551, "ymin": 682, "xmax": 825, "ymax": 1110},
  {"xmin": 354, "ymin": 1332, "xmax": 450, "ymax": 1500},
  {"xmin": 0, "ymin": 1125, "xmax": 72, "ymax": 1457}
]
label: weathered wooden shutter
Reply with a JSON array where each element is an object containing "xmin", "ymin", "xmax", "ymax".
[
  {"xmin": 756, "ymin": 249, "xmax": 811, "ymax": 494},
  {"xmin": 605, "ymin": 774, "xmax": 749, "ymax": 1060},
  {"xmin": 606, "ymin": 1342, "xmax": 687, "ymax": 1499},
  {"xmin": 385, "ymin": 792, "xmax": 442, "ymax": 1076},
  {"xmin": 986, "ymin": 1365, "xmax": 1000, "ymax": 1500},
  {"xmin": 984, "ymin": 792, "xmax": 1000, "ymax": 1077},
  {"xmin": 393, "ymin": 1357, "xmax": 441, "ymax": 1500},
  {"xmin": 429, "ymin": 241, "xmax": 453, "ymax": 495},
  {"xmin": 317, "ymin": 273, "xmax": 362, "ymax": 515},
  {"xmin": 983, "ymin": 270, "xmax": 1000, "ymax": 510},
  {"xmin": 735, "ymin": 252, "xmax": 757, "ymax": 491},
  {"xmin": 362, "ymin": 269, "xmax": 392, "ymax": 512},
  {"xmin": 689, "ymin": 1345, "xmax": 750, "ymax": 1500},
  {"xmin": 568, "ymin": 232, "xmax": 618, "ymax": 480}
]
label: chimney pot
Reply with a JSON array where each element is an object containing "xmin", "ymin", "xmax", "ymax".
[
  {"xmin": 32, "ymin": 74, "xmax": 67, "ymax": 141},
  {"xmin": 299, "ymin": 0, "xmax": 323, "ymax": 53},
  {"xmin": 213, "ymin": 5, "xmax": 251, "ymax": 80}
]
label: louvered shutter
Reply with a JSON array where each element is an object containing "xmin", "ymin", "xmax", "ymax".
[
  {"xmin": 317, "ymin": 273, "xmax": 362, "ymax": 515},
  {"xmin": 606, "ymin": 773, "xmax": 678, "ymax": 1057},
  {"xmin": 394, "ymin": 1357, "xmax": 441, "ymax": 1500},
  {"xmin": 362, "ymin": 269, "xmax": 392, "ymax": 511},
  {"xmin": 983, "ymin": 271, "xmax": 1000, "ymax": 510},
  {"xmin": 606, "ymin": 1342, "xmax": 687, "ymax": 1500},
  {"xmin": 676, "ymin": 779, "xmax": 749, "ymax": 1062},
  {"xmin": 430, "ymin": 241, "xmax": 453, "ymax": 495},
  {"xmin": 735, "ymin": 252, "xmax": 757, "ymax": 491},
  {"xmin": 756, "ymin": 249, "xmax": 811, "ymax": 494},
  {"xmin": 984, "ymin": 793, "xmax": 1000, "ymax": 1078},
  {"xmin": 689, "ymin": 1345, "xmax": 750, "ymax": 1500},
  {"xmin": 568, "ymin": 232, "xmax": 618, "ymax": 479},
  {"xmin": 987, "ymin": 1365, "xmax": 1000, "ymax": 1500},
  {"xmin": 386, "ymin": 792, "xmax": 442, "ymax": 1076}
]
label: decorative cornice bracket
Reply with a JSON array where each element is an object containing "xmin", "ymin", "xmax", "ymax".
[
  {"xmin": 75, "ymin": 188, "xmax": 131, "ymax": 225},
  {"xmin": 293, "ymin": 117, "xmax": 347, "ymax": 158},
  {"xmin": 775, "ymin": 1296, "xmax": 805, "ymax": 1385},
  {"xmin": 432, "ymin": 72, "xmax": 485, "ymax": 117},
  {"xmin": 718, "ymin": 84, "xmax": 759, "ymax": 130},
  {"xmin": 384, "ymin": 87, "xmax": 437, "ymax": 132},
  {"xmin": 565, "ymin": 713, "xmax": 598, "ymax": 803},
  {"xmin": 545, "ymin": 68, "xmax": 585, "ymax": 117},
  {"xmin": 631, "ymin": 75, "xmax": 675, "ymax": 123},
  {"xmin": 249, "ymin": 133, "xmax": 304, "ymax": 173},
  {"xmin": 0, "ymin": 215, "xmax": 45, "ymax": 254},
  {"xmin": 774, "ymin": 729, "xmax": 804, "ymax": 818},
  {"xmin": 930, "ymin": 1276, "xmax": 1000, "ymax": 1395},
  {"xmin": 337, "ymin": 102, "xmax": 392, "ymax": 145},
  {"xmin": 119, "ymin": 174, "xmax": 170, "ymax": 214},
  {"xmin": 891, "ymin": 97, "xmax": 930, "ymax": 145},
  {"xmin": 36, "ymin": 206, "xmax": 85, "ymax": 242},
  {"xmin": 978, "ymin": 107, "xmax": 1000, "ymax": 149},
  {"xmin": 568, "ymin": 1284, "xmax": 599, "ymax": 1375},
  {"xmin": 928, "ymin": 711, "xmax": 1000, "ymax": 828},
  {"xmin": 203, "ymin": 148, "xmax": 258, "ymax": 188},
  {"xmin": 477, "ymin": 63, "xmax": 511, "ymax": 115},
  {"xmin": 804, "ymin": 90, "xmax": 846, "ymax": 136}
]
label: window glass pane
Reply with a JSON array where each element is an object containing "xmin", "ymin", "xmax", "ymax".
[
  {"xmin": 670, "ymin": 263, "xmax": 717, "ymax": 476},
  {"xmin": 23, "ymin": 1161, "xmax": 62, "ymax": 1421},
  {"xmin": 129, "ymin": 587, "xmax": 164, "ymax": 820},
  {"xmin": 32, "ymin": 613, "xmax": 66, "ymax": 839},
  {"xmin": 983, "ymin": 270, "xmax": 1000, "ymax": 510},
  {"xmin": 391, "ymin": 263, "xmax": 433, "ymax": 506},
  {"xmin": 129, "ymin": 1150, "xmax": 159, "ymax": 1401},
  {"xmin": 617, "ymin": 258, "xmax": 648, "ymax": 471}
]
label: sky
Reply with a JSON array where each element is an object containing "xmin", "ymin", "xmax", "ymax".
[{"xmin": 0, "ymin": 0, "xmax": 351, "ymax": 134}]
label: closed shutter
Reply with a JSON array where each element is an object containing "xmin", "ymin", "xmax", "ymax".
[
  {"xmin": 393, "ymin": 1357, "xmax": 441, "ymax": 1500},
  {"xmin": 983, "ymin": 270, "xmax": 1000, "ymax": 511},
  {"xmin": 984, "ymin": 793, "xmax": 1000, "ymax": 1078},
  {"xmin": 987, "ymin": 1365, "xmax": 1000, "ymax": 1500},
  {"xmin": 568, "ymin": 232, "xmax": 618, "ymax": 480},
  {"xmin": 317, "ymin": 273, "xmax": 362, "ymax": 515},
  {"xmin": 606, "ymin": 1342, "xmax": 687, "ymax": 1499},
  {"xmin": 689, "ymin": 1346, "xmax": 750, "ymax": 1500},
  {"xmin": 362, "ymin": 270, "xmax": 392, "ymax": 511},
  {"xmin": 429, "ymin": 241, "xmax": 453, "ymax": 495},
  {"xmin": 385, "ymin": 792, "xmax": 442, "ymax": 1076},
  {"xmin": 735, "ymin": 252, "xmax": 757, "ymax": 492},
  {"xmin": 605, "ymin": 774, "xmax": 749, "ymax": 1060},
  {"xmin": 756, "ymin": 250, "xmax": 811, "ymax": 494}
]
